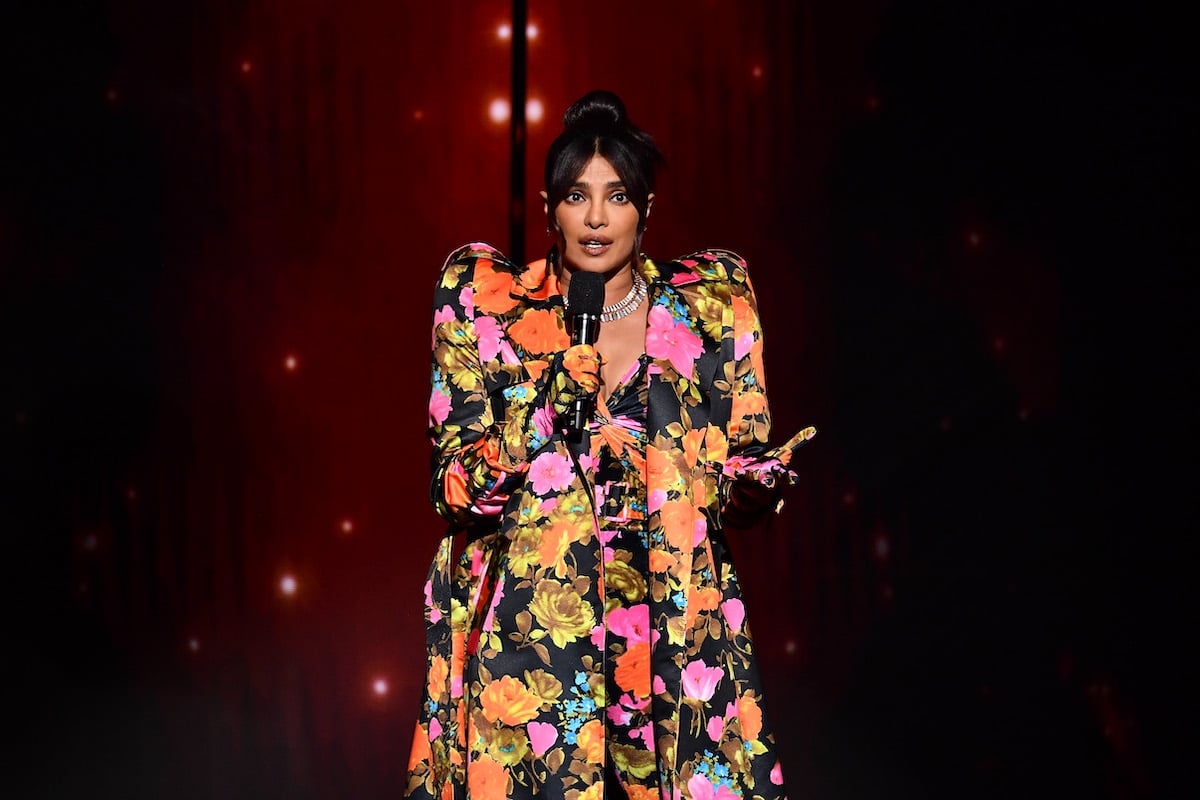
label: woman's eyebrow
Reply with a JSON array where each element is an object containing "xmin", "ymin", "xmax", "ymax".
[{"xmin": 569, "ymin": 180, "xmax": 627, "ymax": 190}]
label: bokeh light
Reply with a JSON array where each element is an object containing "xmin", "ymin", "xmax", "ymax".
[
  {"xmin": 526, "ymin": 98, "xmax": 544, "ymax": 123},
  {"xmin": 489, "ymin": 98, "xmax": 510, "ymax": 124}
]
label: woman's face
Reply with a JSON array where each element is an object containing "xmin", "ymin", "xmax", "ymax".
[{"xmin": 544, "ymin": 155, "xmax": 651, "ymax": 277}]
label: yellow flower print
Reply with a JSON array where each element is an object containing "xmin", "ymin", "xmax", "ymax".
[
  {"xmin": 605, "ymin": 559, "xmax": 648, "ymax": 602},
  {"xmin": 507, "ymin": 524, "xmax": 543, "ymax": 579},
  {"xmin": 522, "ymin": 668, "xmax": 562, "ymax": 704},
  {"xmin": 485, "ymin": 725, "xmax": 530, "ymax": 766},
  {"xmin": 529, "ymin": 580, "xmax": 596, "ymax": 649}
]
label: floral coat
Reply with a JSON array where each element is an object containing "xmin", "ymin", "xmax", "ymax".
[{"xmin": 406, "ymin": 243, "xmax": 815, "ymax": 800}]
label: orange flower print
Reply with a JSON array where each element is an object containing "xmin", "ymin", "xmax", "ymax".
[
  {"xmin": 731, "ymin": 389, "xmax": 768, "ymax": 422},
  {"xmin": 647, "ymin": 444, "xmax": 683, "ymax": 494},
  {"xmin": 731, "ymin": 292, "xmax": 754, "ymax": 342},
  {"xmin": 580, "ymin": 780, "xmax": 605, "ymax": 800},
  {"xmin": 614, "ymin": 640, "xmax": 652, "ymax": 698},
  {"xmin": 479, "ymin": 674, "xmax": 542, "ymax": 725},
  {"xmin": 507, "ymin": 308, "xmax": 569, "ymax": 355},
  {"xmin": 681, "ymin": 427, "xmax": 705, "ymax": 469},
  {"xmin": 686, "ymin": 586, "xmax": 721, "ymax": 629},
  {"xmin": 426, "ymin": 654, "xmax": 449, "ymax": 702},
  {"xmin": 738, "ymin": 692, "xmax": 763, "ymax": 742},
  {"xmin": 648, "ymin": 548, "xmax": 677, "ymax": 573},
  {"xmin": 450, "ymin": 630, "xmax": 466, "ymax": 700},
  {"xmin": 407, "ymin": 721, "xmax": 430, "ymax": 771},
  {"xmin": 562, "ymin": 343, "xmax": 600, "ymax": 389},
  {"xmin": 704, "ymin": 425, "xmax": 728, "ymax": 464},
  {"xmin": 467, "ymin": 752, "xmax": 510, "ymax": 799},
  {"xmin": 472, "ymin": 259, "xmax": 519, "ymax": 315},
  {"xmin": 514, "ymin": 256, "xmax": 555, "ymax": 299},
  {"xmin": 537, "ymin": 520, "xmax": 579, "ymax": 578},
  {"xmin": 750, "ymin": 336, "xmax": 766, "ymax": 388},
  {"xmin": 661, "ymin": 499, "xmax": 701, "ymax": 549},
  {"xmin": 576, "ymin": 718, "xmax": 605, "ymax": 763},
  {"xmin": 625, "ymin": 784, "xmax": 661, "ymax": 800}
]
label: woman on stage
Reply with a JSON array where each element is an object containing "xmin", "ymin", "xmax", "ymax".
[{"xmin": 407, "ymin": 90, "xmax": 815, "ymax": 800}]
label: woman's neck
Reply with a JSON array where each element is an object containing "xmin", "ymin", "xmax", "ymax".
[{"xmin": 558, "ymin": 259, "xmax": 639, "ymax": 306}]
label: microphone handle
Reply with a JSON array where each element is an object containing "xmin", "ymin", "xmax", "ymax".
[{"xmin": 565, "ymin": 312, "xmax": 600, "ymax": 441}]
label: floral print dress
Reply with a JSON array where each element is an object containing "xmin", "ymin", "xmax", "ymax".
[{"xmin": 406, "ymin": 243, "xmax": 816, "ymax": 800}]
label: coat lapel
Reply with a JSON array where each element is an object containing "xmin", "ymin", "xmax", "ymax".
[{"xmin": 643, "ymin": 262, "xmax": 734, "ymax": 791}]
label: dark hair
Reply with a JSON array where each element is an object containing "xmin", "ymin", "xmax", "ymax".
[{"xmin": 544, "ymin": 90, "xmax": 664, "ymax": 232}]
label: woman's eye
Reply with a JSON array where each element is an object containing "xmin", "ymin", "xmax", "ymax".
[
  {"xmin": 566, "ymin": 192, "xmax": 584, "ymax": 203},
  {"xmin": 611, "ymin": 192, "xmax": 628, "ymax": 203}
]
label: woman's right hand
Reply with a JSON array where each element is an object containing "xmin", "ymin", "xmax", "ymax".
[{"xmin": 549, "ymin": 343, "xmax": 601, "ymax": 419}]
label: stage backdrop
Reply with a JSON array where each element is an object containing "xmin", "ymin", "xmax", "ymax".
[{"xmin": 6, "ymin": 1, "xmax": 1184, "ymax": 798}]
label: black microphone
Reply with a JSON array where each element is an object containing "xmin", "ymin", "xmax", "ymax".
[{"xmin": 565, "ymin": 272, "xmax": 604, "ymax": 442}]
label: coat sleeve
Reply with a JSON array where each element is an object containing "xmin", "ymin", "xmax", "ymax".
[
  {"xmin": 718, "ymin": 256, "xmax": 816, "ymax": 524},
  {"xmin": 427, "ymin": 246, "xmax": 550, "ymax": 527}
]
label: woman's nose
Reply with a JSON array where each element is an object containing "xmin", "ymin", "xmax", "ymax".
[{"xmin": 585, "ymin": 202, "xmax": 606, "ymax": 228}]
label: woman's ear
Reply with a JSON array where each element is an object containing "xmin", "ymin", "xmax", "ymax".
[
  {"xmin": 539, "ymin": 190, "xmax": 554, "ymax": 230},
  {"xmin": 640, "ymin": 193, "xmax": 655, "ymax": 232}
]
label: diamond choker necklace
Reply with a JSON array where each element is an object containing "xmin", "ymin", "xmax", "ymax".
[{"xmin": 598, "ymin": 272, "xmax": 648, "ymax": 322}]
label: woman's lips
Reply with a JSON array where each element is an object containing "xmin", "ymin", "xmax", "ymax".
[{"xmin": 579, "ymin": 239, "xmax": 612, "ymax": 256}]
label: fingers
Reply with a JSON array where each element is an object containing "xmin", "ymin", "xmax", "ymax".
[{"xmin": 561, "ymin": 344, "xmax": 601, "ymax": 395}]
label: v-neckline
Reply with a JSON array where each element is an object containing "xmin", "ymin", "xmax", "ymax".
[{"xmin": 599, "ymin": 353, "xmax": 648, "ymax": 407}]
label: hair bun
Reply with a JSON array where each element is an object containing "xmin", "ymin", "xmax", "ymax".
[{"xmin": 563, "ymin": 89, "xmax": 627, "ymax": 132}]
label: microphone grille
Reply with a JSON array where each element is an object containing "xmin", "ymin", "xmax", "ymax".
[{"xmin": 566, "ymin": 272, "xmax": 605, "ymax": 316}]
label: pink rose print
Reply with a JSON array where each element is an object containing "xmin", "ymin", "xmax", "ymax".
[
  {"xmin": 527, "ymin": 721, "xmax": 558, "ymax": 757},
  {"xmin": 607, "ymin": 604, "xmax": 651, "ymax": 645},
  {"xmin": 638, "ymin": 721, "xmax": 654, "ymax": 750},
  {"xmin": 681, "ymin": 659, "xmax": 723, "ymax": 701},
  {"xmin": 432, "ymin": 305, "xmax": 454, "ymax": 348},
  {"xmin": 429, "ymin": 717, "xmax": 442, "ymax": 740},
  {"xmin": 607, "ymin": 704, "xmax": 632, "ymax": 726},
  {"xmin": 770, "ymin": 760, "xmax": 785, "ymax": 785},
  {"xmin": 429, "ymin": 389, "xmax": 451, "ymax": 427},
  {"xmin": 532, "ymin": 404, "xmax": 556, "ymax": 439},
  {"xmin": 720, "ymin": 598, "xmax": 745, "ymax": 633},
  {"xmin": 706, "ymin": 713, "xmax": 725, "ymax": 742},
  {"xmin": 424, "ymin": 578, "xmax": 440, "ymax": 624},
  {"xmin": 645, "ymin": 304, "xmax": 704, "ymax": 378},
  {"xmin": 458, "ymin": 285, "xmax": 475, "ymax": 319},
  {"xmin": 735, "ymin": 331, "xmax": 754, "ymax": 360},
  {"xmin": 687, "ymin": 773, "xmax": 740, "ymax": 800},
  {"xmin": 528, "ymin": 451, "xmax": 574, "ymax": 495},
  {"xmin": 481, "ymin": 582, "xmax": 505, "ymax": 633},
  {"xmin": 474, "ymin": 315, "xmax": 502, "ymax": 363}
]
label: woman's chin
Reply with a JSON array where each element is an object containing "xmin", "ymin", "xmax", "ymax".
[{"xmin": 561, "ymin": 248, "xmax": 635, "ymax": 276}]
